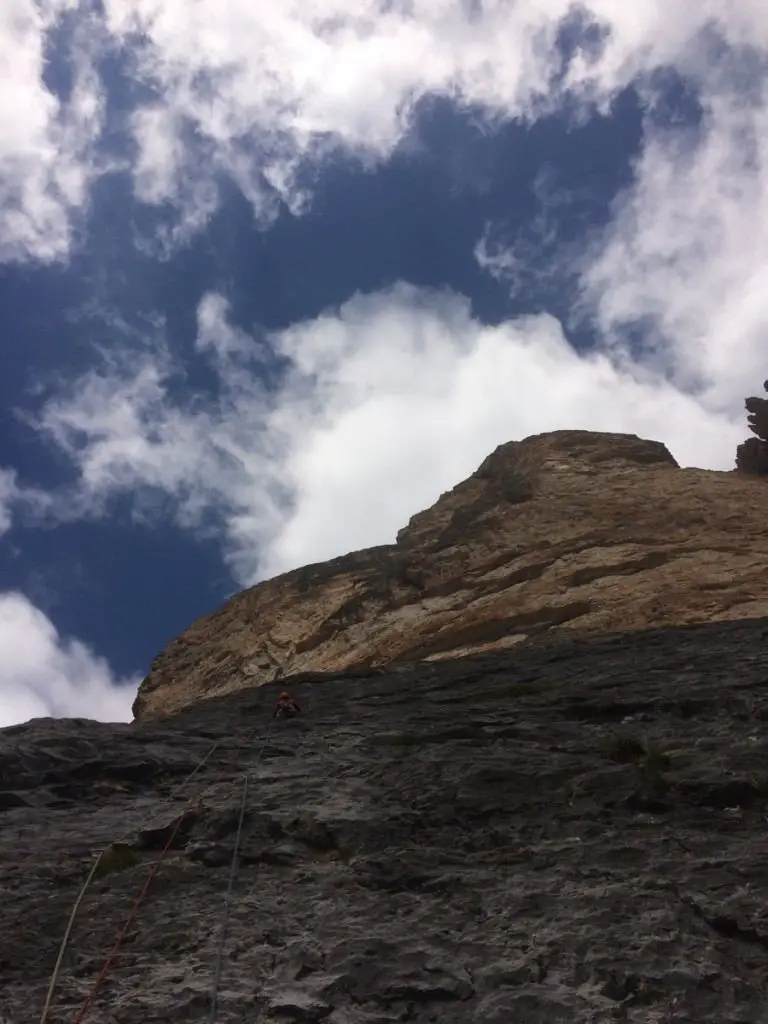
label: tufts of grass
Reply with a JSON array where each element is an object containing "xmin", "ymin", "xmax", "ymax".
[
  {"xmin": 601, "ymin": 734, "xmax": 647, "ymax": 765},
  {"xmin": 601, "ymin": 733, "xmax": 671, "ymax": 793},
  {"xmin": 92, "ymin": 842, "xmax": 141, "ymax": 879}
]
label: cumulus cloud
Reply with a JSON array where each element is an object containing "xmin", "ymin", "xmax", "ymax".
[
  {"xmin": 29, "ymin": 285, "xmax": 745, "ymax": 587},
  {"xmin": 0, "ymin": 591, "xmax": 138, "ymax": 728}
]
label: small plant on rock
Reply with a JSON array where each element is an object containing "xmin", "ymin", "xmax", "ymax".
[
  {"xmin": 601, "ymin": 733, "xmax": 646, "ymax": 764},
  {"xmin": 601, "ymin": 733, "xmax": 671, "ymax": 794}
]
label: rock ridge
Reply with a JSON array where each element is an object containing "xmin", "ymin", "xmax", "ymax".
[{"xmin": 135, "ymin": 429, "xmax": 768, "ymax": 719}]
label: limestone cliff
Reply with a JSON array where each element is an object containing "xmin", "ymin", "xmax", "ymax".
[{"xmin": 134, "ymin": 429, "xmax": 768, "ymax": 719}]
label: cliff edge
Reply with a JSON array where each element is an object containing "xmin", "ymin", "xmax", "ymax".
[{"xmin": 134, "ymin": 429, "xmax": 768, "ymax": 719}]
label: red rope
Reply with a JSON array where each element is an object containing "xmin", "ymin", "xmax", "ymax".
[{"xmin": 73, "ymin": 811, "xmax": 189, "ymax": 1023}]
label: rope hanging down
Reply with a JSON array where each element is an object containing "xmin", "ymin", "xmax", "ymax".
[
  {"xmin": 40, "ymin": 738, "xmax": 226, "ymax": 1024},
  {"xmin": 74, "ymin": 810, "xmax": 190, "ymax": 1024},
  {"xmin": 208, "ymin": 719, "xmax": 276, "ymax": 1024},
  {"xmin": 40, "ymin": 709, "xmax": 285, "ymax": 1024}
]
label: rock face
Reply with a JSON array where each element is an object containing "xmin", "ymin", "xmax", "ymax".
[
  {"xmin": 5, "ymin": 616, "xmax": 768, "ymax": 1023},
  {"xmin": 135, "ymin": 430, "xmax": 768, "ymax": 720}
]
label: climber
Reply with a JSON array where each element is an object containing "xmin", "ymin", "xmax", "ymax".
[{"xmin": 274, "ymin": 691, "xmax": 301, "ymax": 719}]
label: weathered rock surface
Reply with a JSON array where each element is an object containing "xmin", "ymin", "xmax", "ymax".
[
  {"xmin": 135, "ymin": 429, "xmax": 768, "ymax": 719},
  {"xmin": 5, "ymin": 616, "xmax": 768, "ymax": 1023}
]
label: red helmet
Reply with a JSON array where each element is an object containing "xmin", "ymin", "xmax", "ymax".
[{"xmin": 279, "ymin": 691, "xmax": 291, "ymax": 700}]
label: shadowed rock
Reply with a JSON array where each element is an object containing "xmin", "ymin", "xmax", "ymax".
[{"xmin": 5, "ymin": 617, "xmax": 768, "ymax": 1022}]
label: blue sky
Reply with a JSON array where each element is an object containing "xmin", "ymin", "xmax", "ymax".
[{"xmin": 1, "ymin": 0, "xmax": 766, "ymax": 726}]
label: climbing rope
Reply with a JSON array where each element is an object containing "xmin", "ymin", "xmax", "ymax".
[
  {"xmin": 208, "ymin": 719, "xmax": 276, "ymax": 1024},
  {"xmin": 40, "ymin": 710, "xmax": 287, "ymax": 1024},
  {"xmin": 41, "ymin": 712, "xmax": 288, "ymax": 1024},
  {"xmin": 207, "ymin": 772, "xmax": 249, "ymax": 1024},
  {"xmin": 40, "ymin": 738, "xmax": 227, "ymax": 1024},
  {"xmin": 39, "ymin": 854, "xmax": 104, "ymax": 1024},
  {"xmin": 73, "ymin": 810, "xmax": 189, "ymax": 1024}
]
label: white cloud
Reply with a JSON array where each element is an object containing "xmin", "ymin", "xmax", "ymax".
[
  {"xmin": 93, "ymin": 0, "xmax": 768, "ymax": 237},
  {"xmin": 29, "ymin": 285, "xmax": 746, "ymax": 587},
  {"xmin": 0, "ymin": 0, "xmax": 107, "ymax": 262},
  {"xmin": 581, "ymin": 83, "xmax": 768, "ymax": 404},
  {"xmin": 0, "ymin": 468, "xmax": 20, "ymax": 536},
  {"xmin": 0, "ymin": 468, "xmax": 55, "ymax": 538},
  {"xmin": 0, "ymin": 591, "xmax": 137, "ymax": 728},
  {"xmin": 4, "ymin": 0, "xmax": 768, "ymax": 257}
]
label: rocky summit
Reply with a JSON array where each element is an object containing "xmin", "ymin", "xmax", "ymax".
[
  {"xmin": 136, "ymin": 429, "xmax": 768, "ymax": 720},
  {"xmin": 5, "ymin": 617, "xmax": 768, "ymax": 1023}
]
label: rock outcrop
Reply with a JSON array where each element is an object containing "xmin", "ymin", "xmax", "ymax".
[
  {"xmin": 5, "ymin": 617, "xmax": 768, "ymax": 1023},
  {"xmin": 736, "ymin": 380, "xmax": 768, "ymax": 475},
  {"xmin": 135, "ymin": 430, "xmax": 768, "ymax": 720}
]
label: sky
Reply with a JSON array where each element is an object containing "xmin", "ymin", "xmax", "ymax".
[{"xmin": 1, "ymin": 0, "xmax": 767, "ymax": 728}]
